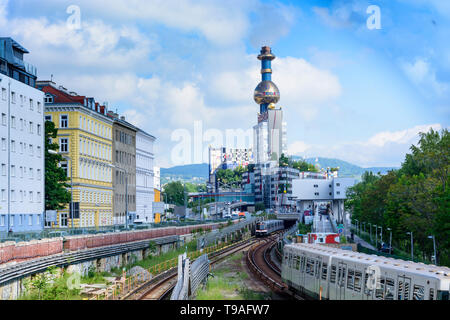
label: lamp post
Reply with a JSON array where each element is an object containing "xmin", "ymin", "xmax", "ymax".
[
  {"xmin": 406, "ymin": 232, "xmax": 413, "ymax": 261},
  {"xmin": 48, "ymin": 150, "xmax": 73, "ymax": 230},
  {"xmin": 387, "ymin": 228, "xmax": 392, "ymax": 255},
  {"xmin": 374, "ymin": 225, "xmax": 378, "ymax": 249},
  {"xmin": 428, "ymin": 235, "xmax": 437, "ymax": 265},
  {"xmin": 379, "ymin": 225, "xmax": 383, "ymax": 245}
]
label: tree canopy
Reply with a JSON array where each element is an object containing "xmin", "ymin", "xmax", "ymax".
[
  {"xmin": 45, "ymin": 121, "xmax": 71, "ymax": 210},
  {"xmin": 345, "ymin": 128, "xmax": 450, "ymax": 266}
]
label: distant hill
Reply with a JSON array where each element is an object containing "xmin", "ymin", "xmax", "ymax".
[
  {"xmin": 161, "ymin": 163, "xmax": 209, "ymax": 184},
  {"xmin": 160, "ymin": 158, "xmax": 398, "ymax": 184},
  {"xmin": 293, "ymin": 156, "xmax": 398, "ymax": 177}
]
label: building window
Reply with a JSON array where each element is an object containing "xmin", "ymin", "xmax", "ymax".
[
  {"xmin": 11, "ymin": 91, "xmax": 16, "ymax": 104},
  {"xmin": 60, "ymin": 138, "xmax": 68, "ymax": 153},
  {"xmin": 29, "ymin": 121, "xmax": 33, "ymax": 133},
  {"xmin": 44, "ymin": 94, "xmax": 53, "ymax": 103},
  {"xmin": 11, "ymin": 140, "xmax": 15, "ymax": 152},
  {"xmin": 45, "ymin": 115, "xmax": 52, "ymax": 122},
  {"xmin": 37, "ymin": 124, "xmax": 41, "ymax": 135},
  {"xmin": 1, "ymin": 88, "xmax": 6, "ymax": 100},
  {"xmin": 60, "ymin": 162, "xmax": 68, "ymax": 177},
  {"xmin": 29, "ymin": 99, "xmax": 33, "ymax": 110},
  {"xmin": 11, "ymin": 165, "xmax": 15, "ymax": 177},
  {"xmin": 1, "ymin": 113, "xmax": 5, "ymax": 126},
  {"xmin": 11, "ymin": 116, "xmax": 15, "ymax": 128},
  {"xmin": 336, "ymin": 183, "xmax": 340, "ymax": 187},
  {"xmin": 37, "ymin": 102, "xmax": 41, "ymax": 113},
  {"xmin": 60, "ymin": 115, "xmax": 68, "ymax": 128},
  {"xmin": 1, "ymin": 163, "xmax": 5, "ymax": 176}
]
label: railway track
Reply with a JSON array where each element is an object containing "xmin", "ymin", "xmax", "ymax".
[
  {"xmin": 124, "ymin": 237, "xmax": 258, "ymax": 300},
  {"xmin": 246, "ymin": 232, "xmax": 304, "ymax": 300}
]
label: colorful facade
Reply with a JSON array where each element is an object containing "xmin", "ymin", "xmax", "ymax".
[{"xmin": 38, "ymin": 81, "xmax": 114, "ymax": 228}]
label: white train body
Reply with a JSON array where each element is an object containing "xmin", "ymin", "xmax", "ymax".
[{"xmin": 281, "ymin": 243, "xmax": 450, "ymax": 300}]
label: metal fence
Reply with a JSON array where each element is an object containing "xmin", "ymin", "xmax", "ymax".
[
  {"xmin": 0, "ymin": 219, "xmax": 231, "ymax": 243},
  {"xmin": 197, "ymin": 217, "xmax": 261, "ymax": 249},
  {"xmin": 171, "ymin": 253, "xmax": 209, "ymax": 300}
]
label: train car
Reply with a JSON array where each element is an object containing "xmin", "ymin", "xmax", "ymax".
[
  {"xmin": 255, "ymin": 219, "xmax": 284, "ymax": 237},
  {"xmin": 281, "ymin": 243, "xmax": 450, "ymax": 300}
]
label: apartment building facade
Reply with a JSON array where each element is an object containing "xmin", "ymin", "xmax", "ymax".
[
  {"xmin": 38, "ymin": 81, "xmax": 114, "ymax": 228},
  {"xmin": 0, "ymin": 38, "xmax": 44, "ymax": 233}
]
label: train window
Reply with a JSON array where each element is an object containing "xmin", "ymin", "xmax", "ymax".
[
  {"xmin": 321, "ymin": 263, "xmax": 328, "ymax": 280},
  {"xmin": 330, "ymin": 265, "xmax": 337, "ymax": 283},
  {"xmin": 289, "ymin": 253, "xmax": 293, "ymax": 268},
  {"xmin": 413, "ymin": 285, "xmax": 425, "ymax": 300},
  {"xmin": 354, "ymin": 271, "xmax": 362, "ymax": 292},
  {"xmin": 306, "ymin": 258, "xmax": 314, "ymax": 276},
  {"xmin": 385, "ymin": 278, "xmax": 395, "ymax": 300},
  {"xmin": 295, "ymin": 256, "xmax": 300, "ymax": 270},
  {"xmin": 398, "ymin": 281, "xmax": 403, "ymax": 300},
  {"xmin": 437, "ymin": 290, "xmax": 449, "ymax": 300},
  {"xmin": 375, "ymin": 277, "xmax": 385, "ymax": 300},
  {"xmin": 347, "ymin": 269, "xmax": 354, "ymax": 290},
  {"xmin": 429, "ymin": 288, "xmax": 434, "ymax": 300},
  {"xmin": 404, "ymin": 282, "xmax": 410, "ymax": 300},
  {"xmin": 315, "ymin": 261, "xmax": 321, "ymax": 279},
  {"xmin": 301, "ymin": 256, "xmax": 306, "ymax": 272}
]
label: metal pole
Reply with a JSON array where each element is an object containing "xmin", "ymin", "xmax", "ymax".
[
  {"xmin": 410, "ymin": 232, "xmax": 413, "ymax": 261},
  {"xmin": 432, "ymin": 235, "xmax": 437, "ymax": 265},
  {"xmin": 380, "ymin": 226, "xmax": 383, "ymax": 244},
  {"xmin": 389, "ymin": 230, "xmax": 392, "ymax": 255},
  {"xmin": 70, "ymin": 158, "xmax": 73, "ymax": 230},
  {"xmin": 369, "ymin": 223, "xmax": 372, "ymax": 242},
  {"xmin": 125, "ymin": 171, "xmax": 128, "ymax": 229},
  {"xmin": 375, "ymin": 225, "xmax": 378, "ymax": 249}
]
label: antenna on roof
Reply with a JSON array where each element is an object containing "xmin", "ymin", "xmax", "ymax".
[{"xmin": 50, "ymin": 74, "xmax": 53, "ymax": 82}]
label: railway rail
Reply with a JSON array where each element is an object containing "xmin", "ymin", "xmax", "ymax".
[
  {"xmin": 246, "ymin": 232, "xmax": 304, "ymax": 300},
  {"xmin": 124, "ymin": 237, "xmax": 259, "ymax": 300}
]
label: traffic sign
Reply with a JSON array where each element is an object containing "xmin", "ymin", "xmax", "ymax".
[{"xmin": 338, "ymin": 228, "xmax": 343, "ymax": 234}]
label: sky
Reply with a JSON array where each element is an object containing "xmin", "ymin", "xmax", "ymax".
[{"xmin": 1, "ymin": 0, "xmax": 449, "ymax": 168}]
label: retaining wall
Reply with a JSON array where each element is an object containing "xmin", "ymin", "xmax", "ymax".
[{"xmin": 0, "ymin": 222, "xmax": 222, "ymax": 265}]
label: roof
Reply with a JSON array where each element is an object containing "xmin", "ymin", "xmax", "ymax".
[{"xmin": 286, "ymin": 243, "xmax": 450, "ymax": 280}]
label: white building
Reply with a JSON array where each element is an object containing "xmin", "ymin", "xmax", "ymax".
[
  {"xmin": 0, "ymin": 38, "xmax": 44, "ymax": 233},
  {"xmin": 135, "ymin": 129, "xmax": 155, "ymax": 223},
  {"xmin": 291, "ymin": 177, "xmax": 357, "ymax": 223}
]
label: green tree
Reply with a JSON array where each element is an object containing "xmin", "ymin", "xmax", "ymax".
[
  {"xmin": 162, "ymin": 181, "xmax": 186, "ymax": 206},
  {"xmin": 45, "ymin": 121, "xmax": 71, "ymax": 210}
]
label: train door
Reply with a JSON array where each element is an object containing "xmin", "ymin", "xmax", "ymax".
[
  {"xmin": 314, "ymin": 256, "xmax": 321, "ymax": 297},
  {"xmin": 397, "ymin": 276, "xmax": 412, "ymax": 300},
  {"xmin": 336, "ymin": 261, "xmax": 346, "ymax": 300},
  {"xmin": 300, "ymin": 254, "xmax": 306, "ymax": 294}
]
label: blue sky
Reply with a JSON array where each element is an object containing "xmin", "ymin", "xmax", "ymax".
[{"xmin": 1, "ymin": 0, "xmax": 448, "ymax": 168}]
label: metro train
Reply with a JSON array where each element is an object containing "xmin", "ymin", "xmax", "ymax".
[
  {"xmin": 281, "ymin": 243, "xmax": 450, "ymax": 300},
  {"xmin": 255, "ymin": 220, "xmax": 284, "ymax": 237}
]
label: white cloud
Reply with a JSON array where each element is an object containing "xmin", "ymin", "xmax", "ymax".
[
  {"xmin": 401, "ymin": 58, "xmax": 450, "ymax": 98},
  {"xmin": 289, "ymin": 124, "xmax": 443, "ymax": 167},
  {"xmin": 288, "ymin": 141, "xmax": 310, "ymax": 154}
]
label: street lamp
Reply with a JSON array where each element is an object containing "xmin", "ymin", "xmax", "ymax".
[
  {"xmin": 379, "ymin": 225, "xmax": 383, "ymax": 245},
  {"xmin": 387, "ymin": 228, "xmax": 392, "ymax": 255},
  {"xmin": 406, "ymin": 232, "xmax": 414, "ymax": 261},
  {"xmin": 374, "ymin": 225, "xmax": 378, "ymax": 249},
  {"xmin": 48, "ymin": 150, "xmax": 73, "ymax": 230},
  {"xmin": 428, "ymin": 235, "xmax": 437, "ymax": 265}
]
